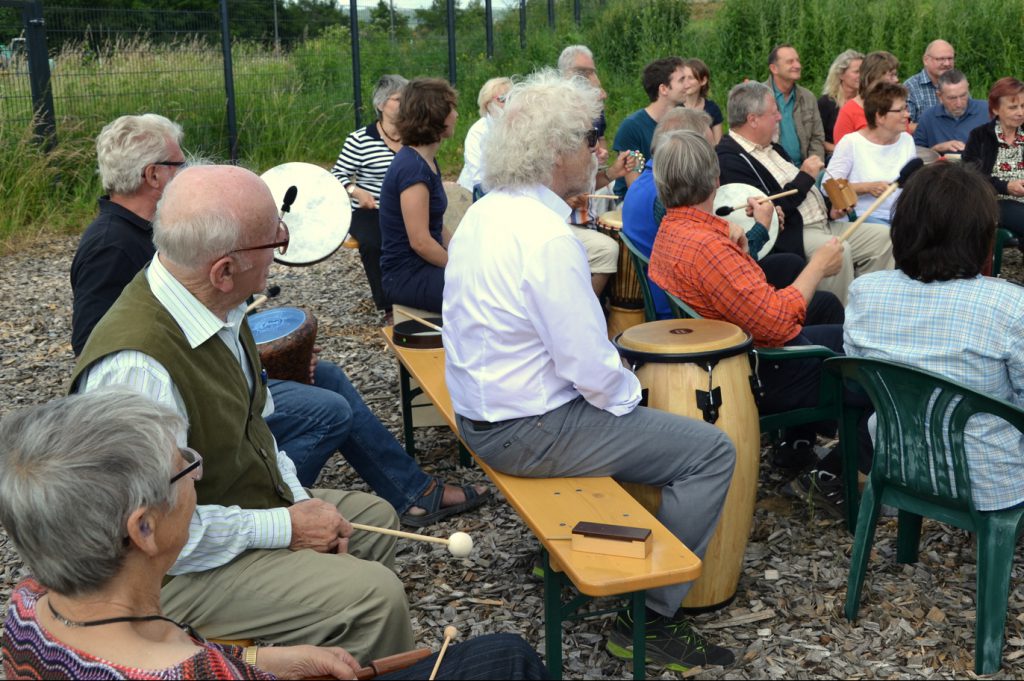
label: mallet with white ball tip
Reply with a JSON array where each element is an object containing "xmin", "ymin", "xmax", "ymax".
[{"xmin": 349, "ymin": 523, "xmax": 475, "ymax": 558}]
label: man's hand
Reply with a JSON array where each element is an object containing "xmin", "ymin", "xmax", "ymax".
[
  {"xmin": 933, "ymin": 140, "xmax": 966, "ymax": 153},
  {"xmin": 776, "ymin": 205, "xmax": 785, "ymax": 230},
  {"xmin": 351, "ymin": 187, "xmax": 377, "ymax": 210},
  {"xmin": 255, "ymin": 645, "xmax": 361, "ymax": 680},
  {"xmin": 800, "ymin": 155, "xmax": 824, "ymax": 178},
  {"xmin": 829, "ymin": 206, "xmax": 851, "ymax": 220},
  {"xmin": 747, "ymin": 196, "xmax": 775, "ymax": 228},
  {"xmin": 288, "ymin": 499, "xmax": 352, "ymax": 554},
  {"xmin": 726, "ymin": 220, "xmax": 748, "ymax": 251},
  {"xmin": 605, "ymin": 150, "xmax": 636, "ymax": 181},
  {"xmin": 809, "ymin": 237, "xmax": 844, "ymax": 277},
  {"xmin": 566, "ymin": 194, "xmax": 588, "ymax": 211},
  {"xmin": 308, "ymin": 346, "xmax": 321, "ymax": 384}
]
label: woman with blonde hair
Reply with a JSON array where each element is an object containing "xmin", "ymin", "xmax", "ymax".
[
  {"xmin": 818, "ymin": 49, "xmax": 864, "ymax": 155},
  {"xmin": 457, "ymin": 76, "xmax": 511, "ymax": 198}
]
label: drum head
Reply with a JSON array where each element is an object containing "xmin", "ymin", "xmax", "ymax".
[
  {"xmin": 711, "ymin": 183, "xmax": 779, "ymax": 260},
  {"xmin": 261, "ymin": 162, "xmax": 351, "ymax": 266},
  {"xmin": 915, "ymin": 145, "xmax": 940, "ymax": 164},
  {"xmin": 599, "ymin": 208, "xmax": 623, "ymax": 229},
  {"xmin": 617, "ymin": 319, "xmax": 749, "ymax": 354},
  {"xmin": 443, "ymin": 181, "xmax": 473, "ymax": 241},
  {"xmin": 249, "ymin": 307, "xmax": 308, "ymax": 344}
]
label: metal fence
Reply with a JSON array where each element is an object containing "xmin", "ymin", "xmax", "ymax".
[{"xmin": 0, "ymin": 0, "xmax": 602, "ymax": 163}]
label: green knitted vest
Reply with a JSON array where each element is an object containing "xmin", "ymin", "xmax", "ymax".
[{"xmin": 71, "ymin": 269, "xmax": 293, "ymax": 511}]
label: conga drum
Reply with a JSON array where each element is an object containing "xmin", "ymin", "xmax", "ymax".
[
  {"xmin": 614, "ymin": 319, "xmax": 760, "ymax": 611},
  {"xmin": 249, "ymin": 307, "xmax": 318, "ymax": 384},
  {"xmin": 597, "ymin": 209, "xmax": 645, "ymax": 338}
]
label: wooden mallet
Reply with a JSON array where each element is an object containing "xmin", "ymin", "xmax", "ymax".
[
  {"xmin": 428, "ymin": 626, "xmax": 459, "ymax": 681},
  {"xmin": 715, "ymin": 188, "xmax": 799, "ymax": 216},
  {"xmin": 838, "ymin": 158, "xmax": 924, "ymax": 242},
  {"xmin": 350, "ymin": 523, "xmax": 474, "ymax": 558},
  {"xmin": 397, "ymin": 309, "xmax": 443, "ymax": 333}
]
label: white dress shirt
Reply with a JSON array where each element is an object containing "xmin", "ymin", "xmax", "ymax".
[
  {"xmin": 77, "ymin": 256, "xmax": 308, "ymax": 575},
  {"xmin": 456, "ymin": 116, "xmax": 492, "ymax": 191},
  {"xmin": 442, "ymin": 185, "xmax": 641, "ymax": 421}
]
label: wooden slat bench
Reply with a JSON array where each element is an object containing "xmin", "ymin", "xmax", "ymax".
[{"xmin": 382, "ymin": 327, "xmax": 702, "ymax": 679}]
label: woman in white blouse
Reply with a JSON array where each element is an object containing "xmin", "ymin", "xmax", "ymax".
[{"xmin": 457, "ymin": 77, "xmax": 511, "ymax": 199}]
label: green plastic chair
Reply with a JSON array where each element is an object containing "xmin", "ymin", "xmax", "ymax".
[
  {"xmin": 825, "ymin": 356, "xmax": 1024, "ymax": 675},
  {"xmin": 617, "ymin": 232, "xmax": 657, "ymax": 323}
]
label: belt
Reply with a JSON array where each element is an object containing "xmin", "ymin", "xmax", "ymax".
[{"xmin": 467, "ymin": 418, "xmax": 496, "ymax": 431}]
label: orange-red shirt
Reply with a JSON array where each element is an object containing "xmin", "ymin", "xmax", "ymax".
[{"xmin": 649, "ymin": 205, "xmax": 806, "ymax": 347}]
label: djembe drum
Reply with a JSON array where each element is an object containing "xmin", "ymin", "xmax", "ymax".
[
  {"xmin": 615, "ymin": 319, "xmax": 760, "ymax": 611},
  {"xmin": 597, "ymin": 209, "xmax": 645, "ymax": 338},
  {"xmin": 249, "ymin": 307, "xmax": 318, "ymax": 384}
]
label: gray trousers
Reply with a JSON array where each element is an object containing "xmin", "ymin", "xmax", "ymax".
[{"xmin": 457, "ymin": 397, "xmax": 735, "ymax": 617}]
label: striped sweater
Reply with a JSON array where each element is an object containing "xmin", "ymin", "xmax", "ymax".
[{"xmin": 331, "ymin": 123, "xmax": 397, "ymax": 209}]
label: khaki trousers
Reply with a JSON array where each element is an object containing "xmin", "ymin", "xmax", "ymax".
[
  {"xmin": 802, "ymin": 220, "xmax": 893, "ymax": 305},
  {"xmin": 160, "ymin": 489, "xmax": 414, "ymax": 661}
]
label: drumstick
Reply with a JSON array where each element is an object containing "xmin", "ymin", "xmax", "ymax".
[
  {"xmin": 587, "ymin": 193, "xmax": 619, "ymax": 200},
  {"xmin": 428, "ymin": 626, "xmax": 458, "ymax": 681},
  {"xmin": 837, "ymin": 157, "xmax": 924, "ymax": 242},
  {"xmin": 399, "ymin": 310, "xmax": 443, "ymax": 333},
  {"xmin": 353, "ymin": 648, "xmax": 434, "ymax": 679},
  {"xmin": 350, "ymin": 523, "xmax": 474, "ymax": 557},
  {"xmin": 714, "ymin": 189, "xmax": 798, "ymax": 216},
  {"xmin": 245, "ymin": 295, "xmax": 268, "ymax": 314}
]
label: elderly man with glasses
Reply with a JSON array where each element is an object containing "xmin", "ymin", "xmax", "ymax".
[
  {"xmin": 70, "ymin": 114, "xmax": 488, "ymax": 528},
  {"xmin": 68, "ymin": 164, "xmax": 477, "ymax": 658}
]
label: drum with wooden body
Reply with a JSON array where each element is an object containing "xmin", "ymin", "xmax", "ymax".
[
  {"xmin": 597, "ymin": 209, "xmax": 645, "ymax": 338},
  {"xmin": 614, "ymin": 319, "xmax": 760, "ymax": 611},
  {"xmin": 249, "ymin": 307, "xmax": 318, "ymax": 384}
]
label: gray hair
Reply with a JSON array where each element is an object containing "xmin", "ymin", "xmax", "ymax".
[
  {"xmin": 152, "ymin": 194, "xmax": 244, "ymax": 268},
  {"xmin": 557, "ymin": 44, "xmax": 593, "ymax": 75},
  {"xmin": 477, "ymin": 76, "xmax": 512, "ymax": 117},
  {"xmin": 654, "ymin": 129, "xmax": 719, "ymax": 209},
  {"xmin": 0, "ymin": 388, "xmax": 182, "ymax": 597},
  {"xmin": 938, "ymin": 68, "xmax": 967, "ymax": 89},
  {"xmin": 372, "ymin": 74, "xmax": 409, "ymax": 117},
  {"xmin": 727, "ymin": 81, "xmax": 772, "ymax": 128},
  {"xmin": 96, "ymin": 114, "xmax": 183, "ymax": 195},
  {"xmin": 651, "ymin": 107, "xmax": 713, "ymax": 156},
  {"xmin": 483, "ymin": 68, "xmax": 600, "ymax": 191},
  {"xmin": 822, "ymin": 49, "xmax": 865, "ymax": 99}
]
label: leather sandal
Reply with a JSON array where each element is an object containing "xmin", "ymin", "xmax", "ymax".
[{"xmin": 400, "ymin": 477, "xmax": 491, "ymax": 528}]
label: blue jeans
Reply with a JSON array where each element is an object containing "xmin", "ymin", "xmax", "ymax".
[{"xmin": 265, "ymin": 361, "xmax": 431, "ymax": 513}]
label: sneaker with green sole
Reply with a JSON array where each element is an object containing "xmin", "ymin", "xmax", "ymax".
[{"xmin": 606, "ymin": 611, "xmax": 735, "ymax": 670}]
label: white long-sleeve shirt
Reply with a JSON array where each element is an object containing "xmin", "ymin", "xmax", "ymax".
[
  {"xmin": 456, "ymin": 116, "xmax": 492, "ymax": 192},
  {"xmin": 76, "ymin": 256, "xmax": 308, "ymax": 575},
  {"xmin": 443, "ymin": 185, "xmax": 641, "ymax": 421}
]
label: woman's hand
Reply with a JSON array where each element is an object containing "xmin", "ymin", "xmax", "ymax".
[
  {"xmin": 254, "ymin": 645, "xmax": 360, "ymax": 680},
  {"xmin": 351, "ymin": 187, "xmax": 377, "ymax": 210},
  {"xmin": 1007, "ymin": 179, "xmax": 1024, "ymax": 197},
  {"xmin": 853, "ymin": 181, "xmax": 889, "ymax": 197}
]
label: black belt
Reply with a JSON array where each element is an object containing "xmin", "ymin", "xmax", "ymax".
[{"xmin": 467, "ymin": 418, "xmax": 496, "ymax": 431}]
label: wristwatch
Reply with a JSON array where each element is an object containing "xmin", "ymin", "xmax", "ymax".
[{"xmin": 345, "ymin": 183, "xmax": 356, "ymax": 196}]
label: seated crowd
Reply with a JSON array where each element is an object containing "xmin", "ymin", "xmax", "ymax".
[{"xmin": 2, "ymin": 33, "xmax": 1024, "ymax": 681}]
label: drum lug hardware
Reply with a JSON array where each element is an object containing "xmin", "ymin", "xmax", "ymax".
[
  {"xmin": 749, "ymin": 350, "xmax": 766, "ymax": 406},
  {"xmin": 639, "ymin": 388, "xmax": 649, "ymax": 408},
  {"xmin": 696, "ymin": 362, "xmax": 721, "ymax": 423}
]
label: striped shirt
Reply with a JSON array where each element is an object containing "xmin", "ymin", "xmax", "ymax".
[
  {"xmin": 844, "ymin": 270, "xmax": 1024, "ymax": 511},
  {"xmin": 331, "ymin": 123, "xmax": 397, "ymax": 209},
  {"xmin": 77, "ymin": 256, "xmax": 307, "ymax": 575}
]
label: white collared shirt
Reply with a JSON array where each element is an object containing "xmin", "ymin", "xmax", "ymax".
[
  {"xmin": 442, "ymin": 185, "xmax": 641, "ymax": 421},
  {"xmin": 77, "ymin": 255, "xmax": 308, "ymax": 575}
]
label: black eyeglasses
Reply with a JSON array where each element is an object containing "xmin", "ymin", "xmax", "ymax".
[
  {"xmin": 584, "ymin": 128, "xmax": 600, "ymax": 149},
  {"xmin": 154, "ymin": 160, "xmax": 188, "ymax": 167},
  {"xmin": 170, "ymin": 446, "xmax": 204, "ymax": 485},
  {"xmin": 228, "ymin": 219, "xmax": 290, "ymax": 257}
]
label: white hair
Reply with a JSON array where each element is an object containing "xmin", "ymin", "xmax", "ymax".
[
  {"xmin": 96, "ymin": 114, "xmax": 183, "ymax": 195},
  {"xmin": 0, "ymin": 388, "xmax": 182, "ymax": 597},
  {"xmin": 557, "ymin": 44, "xmax": 593, "ymax": 75},
  {"xmin": 482, "ymin": 69, "xmax": 600, "ymax": 191},
  {"xmin": 477, "ymin": 76, "xmax": 512, "ymax": 117}
]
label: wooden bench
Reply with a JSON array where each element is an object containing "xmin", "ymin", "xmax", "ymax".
[{"xmin": 382, "ymin": 327, "xmax": 702, "ymax": 679}]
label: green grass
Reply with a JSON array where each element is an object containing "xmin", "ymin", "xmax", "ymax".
[{"xmin": 1, "ymin": 0, "xmax": 1022, "ymax": 248}]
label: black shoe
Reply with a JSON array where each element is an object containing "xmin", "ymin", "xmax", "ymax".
[
  {"xmin": 606, "ymin": 610, "xmax": 735, "ymax": 670},
  {"xmin": 771, "ymin": 439, "xmax": 817, "ymax": 469},
  {"xmin": 783, "ymin": 468, "xmax": 846, "ymax": 520}
]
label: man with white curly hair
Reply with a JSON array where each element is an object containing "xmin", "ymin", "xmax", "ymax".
[{"xmin": 442, "ymin": 69, "xmax": 737, "ymax": 672}]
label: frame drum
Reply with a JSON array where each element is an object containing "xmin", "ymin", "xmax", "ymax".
[
  {"xmin": 712, "ymin": 183, "xmax": 780, "ymax": 261},
  {"xmin": 261, "ymin": 162, "xmax": 351, "ymax": 266},
  {"xmin": 615, "ymin": 319, "xmax": 760, "ymax": 611},
  {"xmin": 249, "ymin": 307, "xmax": 318, "ymax": 384}
]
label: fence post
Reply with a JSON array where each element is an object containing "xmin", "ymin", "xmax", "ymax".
[
  {"xmin": 484, "ymin": 0, "xmax": 493, "ymax": 59},
  {"xmin": 22, "ymin": 0, "xmax": 55, "ymax": 147},
  {"xmin": 446, "ymin": 0, "xmax": 456, "ymax": 85},
  {"xmin": 547, "ymin": 0, "xmax": 554, "ymax": 29},
  {"xmin": 574, "ymin": 0, "xmax": 580, "ymax": 26},
  {"xmin": 218, "ymin": 0, "xmax": 238, "ymax": 163},
  {"xmin": 349, "ymin": 0, "xmax": 362, "ymax": 128},
  {"xmin": 518, "ymin": 0, "xmax": 525, "ymax": 49}
]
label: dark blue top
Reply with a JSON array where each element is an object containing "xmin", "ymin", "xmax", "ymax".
[
  {"xmin": 913, "ymin": 98, "xmax": 990, "ymax": 148},
  {"xmin": 612, "ymin": 108, "xmax": 657, "ymax": 199},
  {"xmin": 703, "ymin": 99, "xmax": 724, "ymax": 128},
  {"xmin": 378, "ymin": 146, "xmax": 447, "ymax": 278}
]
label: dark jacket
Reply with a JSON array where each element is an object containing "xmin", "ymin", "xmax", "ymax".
[
  {"xmin": 963, "ymin": 119, "xmax": 1016, "ymax": 195},
  {"xmin": 716, "ymin": 135, "xmax": 824, "ymax": 259}
]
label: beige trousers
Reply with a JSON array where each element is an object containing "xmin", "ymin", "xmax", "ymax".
[
  {"xmin": 802, "ymin": 220, "xmax": 893, "ymax": 305},
  {"xmin": 570, "ymin": 224, "xmax": 619, "ymax": 274},
  {"xmin": 161, "ymin": 489, "xmax": 414, "ymax": 661}
]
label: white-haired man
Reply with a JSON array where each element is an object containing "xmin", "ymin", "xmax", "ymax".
[
  {"xmin": 70, "ymin": 114, "xmax": 488, "ymax": 526},
  {"xmin": 71, "ymin": 165, "xmax": 414, "ymax": 659},
  {"xmin": 443, "ymin": 69, "xmax": 736, "ymax": 671}
]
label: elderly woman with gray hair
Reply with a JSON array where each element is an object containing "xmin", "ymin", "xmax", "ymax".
[
  {"xmin": 331, "ymin": 74, "xmax": 408, "ymax": 316},
  {"xmin": 457, "ymin": 76, "xmax": 512, "ymax": 198},
  {"xmin": 0, "ymin": 389, "xmax": 548, "ymax": 680}
]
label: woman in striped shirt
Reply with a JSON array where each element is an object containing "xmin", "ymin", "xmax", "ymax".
[{"xmin": 332, "ymin": 74, "xmax": 407, "ymax": 314}]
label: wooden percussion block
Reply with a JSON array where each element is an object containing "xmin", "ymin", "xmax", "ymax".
[{"xmin": 571, "ymin": 521, "xmax": 653, "ymax": 559}]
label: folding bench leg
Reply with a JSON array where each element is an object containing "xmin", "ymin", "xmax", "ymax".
[
  {"xmin": 543, "ymin": 550, "xmax": 564, "ymax": 679},
  {"xmin": 397, "ymin": 363, "xmax": 417, "ymax": 457},
  {"xmin": 631, "ymin": 590, "xmax": 647, "ymax": 680}
]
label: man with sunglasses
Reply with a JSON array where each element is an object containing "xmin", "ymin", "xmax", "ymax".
[
  {"xmin": 70, "ymin": 164, "xmax": 419, "ymax": 659},
  {"xmin": 70, "ymin": 113, "xmax": 488, "ymax": 525}
]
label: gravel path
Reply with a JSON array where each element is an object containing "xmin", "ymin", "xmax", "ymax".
[{"xmin": 2, "ymin": 235, "xmax": 1024, "ymax": 679}]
